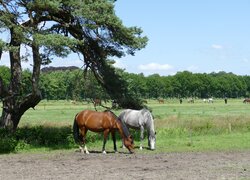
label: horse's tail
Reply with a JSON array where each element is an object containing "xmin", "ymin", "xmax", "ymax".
[{"xmin": 73, "ymin": 114, "xmax": 82, "ymax": 144}]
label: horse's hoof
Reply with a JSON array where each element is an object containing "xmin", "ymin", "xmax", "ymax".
[
  {"xmin": 129, "ymin": 150, "xmax": 135, "ymax": 154},
  {"xmin": 85, "ymin": 151, "xmax": 90, "ymax": 154},
  {"xmin": 139, "ymin": 147, "xmax": 143, "ymax": 150},
  {"xmin": 102, "ymin": 151, "xmax": 107, "ymax": 154},
  {"xmin": 79, "ymin": 148, "xmax": 84, "ymax": 153}
]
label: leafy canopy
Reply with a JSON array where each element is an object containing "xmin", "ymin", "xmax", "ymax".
[{"xmin": 0, "ymin": 0, "xmax": 148, "ymax": 109}]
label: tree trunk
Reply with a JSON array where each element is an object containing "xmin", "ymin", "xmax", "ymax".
[
  {"xmin": 0, "ymin": 27, "xmax": 42, "ymax": 131},
  {"xmin": 0, "ymin": 90, "xmax": 41, "ymax": 131},
  {"xmin": 0, "ymin": 26, "xmax": 21, "ymax": 130},
  {"xmin": 0, "ymin": 103, "xmax": 22, "ymax": 131}
]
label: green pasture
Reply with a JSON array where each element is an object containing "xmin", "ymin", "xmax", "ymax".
[{"xmin": 1, "ymin": 98, "xmax": 250, "ymax": 154}]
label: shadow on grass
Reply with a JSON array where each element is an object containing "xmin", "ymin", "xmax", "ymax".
[
  {"xmin": 0, "ymin": 125, "xmax": 105, "ymax": 154},
  {"xmin": 0, "ymin": 126, "xmax": 150, "ymax": 154}
]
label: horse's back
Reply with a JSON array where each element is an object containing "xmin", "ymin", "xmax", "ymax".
[
  {"xmin": 119, "ymin": 109, "xmax": 145, "ymax": 128},
  {"xmin": 75, "ymin": 110, "xmax": 88, "ymax": 123},
  {"xmin": 76, "ymin": 110, "xmax": 117, "ymax": 131},
  {"xmin": 244, "ymin": 98, "xmax": 250, "ymax": 103},
  {"xmin": 119, "ymin": 109, "xmax": 139, "ymax": 120}
]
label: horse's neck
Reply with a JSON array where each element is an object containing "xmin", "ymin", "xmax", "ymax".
[
  {"xmin": 147, "ymin": 121, "xmax": 155, "ymax": 135},
  {"xmin": 145, "ymin": 115, "xmax": 155, "ymax": 135},
  {"xmin": 144, "ymin": 112, "xmax": 153, "ymax": 128},
  {"xmin": 116, "ymin": 119, "xmax": 129, "ymax": 138}
]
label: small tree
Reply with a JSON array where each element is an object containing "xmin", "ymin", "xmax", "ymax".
[{"xmin": 0, "ymin": 0, "xmax": 148, "ymax": 131}]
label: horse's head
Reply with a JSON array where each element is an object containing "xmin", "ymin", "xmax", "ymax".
[
  {"xmin": 115, "ymin": 116, "xmax": 135, "ymax": 153},
  {"xmin": 148, "ymin": 131, "xmax": 156, "ymax": 150},
  {"xmin": 123, "ymin": 135, "xmax": 134, "ymax": 153}
]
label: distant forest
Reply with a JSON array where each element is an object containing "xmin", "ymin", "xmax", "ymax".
[{"xmin": 1, "ymin": 65, "xmax": 250, "ymax": 101}]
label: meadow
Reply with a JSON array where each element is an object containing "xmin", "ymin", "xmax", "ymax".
[{"xmin": 1, "ymin": 98, "xmax": 250, "ymax": 154}]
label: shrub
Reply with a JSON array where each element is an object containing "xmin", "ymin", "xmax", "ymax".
[{"xmin": 0, "ymin": 129, "xmax": 18, "ymax": 154}]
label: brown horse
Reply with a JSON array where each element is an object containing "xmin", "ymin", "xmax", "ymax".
[
  {"xmin": 93, "ymin": 98, "xmax": 102, "ymax": 106},
  {"xmin": 73, "ymin": 110, "xmax": 134, "ymax": 154},
  {"xmin": 243, "ymin": 98, "xmax": 250, "ymax": 103},
  {"xmin": 158, "ymin": 99, "xmax": 164, "ymax": 104}
]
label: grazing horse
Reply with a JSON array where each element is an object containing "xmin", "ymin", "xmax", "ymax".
[
  {"xmin": 73, "ymin": 110, "xmax": 134, "ymax": 154},
  {"xmin": 243, "ymin": 98, "xmax": 250, "ymax": 103},
  {"xmin": 208, "ymin": 98, "xmax": 213, "ymax": 103},
  {"xmin": 158, "ymin": 99, "xmax": 164, "ymax": 104},
  {"xmin": 188, "ymin": 98, "xmax": 194, "ymax": 103},
  {"xmin": 204, "ymin": 98, "xmax": 213, "ymax": 103},
  {"xmin": 118, "ymin": 109, "xmax": 156, "ymax": 150},
  {"xmin": 93, "ymin": 98, "xmax": 101, "ymax": 106}
]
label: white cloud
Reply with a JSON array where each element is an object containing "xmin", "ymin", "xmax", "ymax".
[
  {"xmin": 211, "ymin": 44, "xmax": 223, "ymax": 49},
  {"xmin": 138, "ymin": 63, "xmax": 173, "ymax": 71},
  {"xmin": 187, "ymin": 65, "xmax": 199, "ymax": 72}
]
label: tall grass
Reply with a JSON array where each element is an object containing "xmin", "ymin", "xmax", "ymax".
[{"xmin": 1, "ymin": 98, "xmax": 250, "ymax": 154}]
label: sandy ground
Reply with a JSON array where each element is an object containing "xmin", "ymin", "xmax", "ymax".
[{"xmin": 0, "ymin": 150, "xmax": 250, "ymax": 180}]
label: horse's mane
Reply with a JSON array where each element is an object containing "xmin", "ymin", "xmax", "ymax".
[
  {"xmin": 104, "ymin": 109, "xmax": 116, "ymax": 118},
  {"xmin": 141, "ymin": 109, "xmax": 155, "ymax": 137},
  {"xmin": 104, "ymin": 110, "xmax": 130, "ymax": 138},
  {"xmin": 141, "ymin": 108, "xmax": 153, "ymax": 122},
  {"xmin": 141, "ymin": 108, "xmax": 149, "ymax": 114},
  {"xmin": 117, "ymin": 117, "xmax": 130, "ymax": 138}
]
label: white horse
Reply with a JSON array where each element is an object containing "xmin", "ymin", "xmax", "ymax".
[
  {"xmin": 208, "ymin": 98, "xmax": 213, "ymax": 103},
  {"xmin": 203, "ymin": 98, "xmax": 213, "ymax": 103},
  {"xmin": 118, "ymin": 108, "xmax": 156, "ymax": 150}
]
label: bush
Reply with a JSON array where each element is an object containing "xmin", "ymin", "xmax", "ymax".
[
  {"xmin": 0, "ymin": 129, "xmax": 18, "ymax": 154},
  {"xmin": 0, "ymin": 125, "xmax": 79, "ymax": 153}
]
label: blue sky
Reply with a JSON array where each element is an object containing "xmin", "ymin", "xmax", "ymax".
[
  {"xmin": 113, "ymin": 0, "xmax": 250, "ymax": 76},
  {"xmin": 1, "ymin": 1, "xmax": 250, "ymax": 76}
]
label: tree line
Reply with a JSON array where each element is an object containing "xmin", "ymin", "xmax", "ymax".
[
  {"xmin": 122, "ymin": 70, "xmax": 250, "ymax": 99},
  {"xmin": 1, "ymin": 65, "xmax": 249, "ymax": 101}
]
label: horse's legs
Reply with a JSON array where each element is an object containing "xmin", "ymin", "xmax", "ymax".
[
  {"xmin": 102, "ymin": 129, "xmax": 110, "ymax": 154},
  {"xmin": 140, "ymin": 126, "xmax": 144, "ymax": 150},
  {"xmin": 121, "ymin": 139, "xmax": 125, "ymax": 148},
  {"xmin": 80, "ymin": 128, "xmax": 89, "ymax": 154},
  {"xmin": 111, "ymin": 130, "xmax": 117, "ymax": 153}
]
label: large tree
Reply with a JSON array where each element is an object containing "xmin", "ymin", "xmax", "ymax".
[{"xmin": 0, "ymin": 0, "xmax": 148, "ymax": 131}]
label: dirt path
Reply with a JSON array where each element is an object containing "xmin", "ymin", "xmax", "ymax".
[{"xmin": 0, "ymin": 151, "xmax": 250, "ymax": 180}]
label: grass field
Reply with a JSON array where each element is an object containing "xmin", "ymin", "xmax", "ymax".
[{"xmin": 1, "ymin": 98, "xmax": 250, "ymax": 153}]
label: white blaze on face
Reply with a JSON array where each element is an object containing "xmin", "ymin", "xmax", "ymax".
[{"xmin": 149, "ymin": 136, "xmax": 156, "ymax": 150}]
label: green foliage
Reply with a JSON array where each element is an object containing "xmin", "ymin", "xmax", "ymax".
[
  {"xmin": 0, "ymin": 126, "xmax": 74, "ymax": 153},
  {"xmin": 0, "ymin": 66, "xmax": 11, "ymax": 84},
  {"xmin": 21, "ymin": 69, "xmax": 33, "ymax": 95},
  {"xmin": 0, "ymin": 0, "xmax": 148, "ymax": 130},
  {"xmin": 35, "ymin": 68, "xmax": 250, "ymax": 103},
  {"xmin": 39, "ymin": 69, "xmax": 107, "ymax": 100},
  {"xmin": 0, "ymin": 129, "xmax": 18, "ymax": 153},
  {"xmin": 34, "ymin": 34, "xmax": 79, "ymax": 57},
  {"xmin": 0, "ymin": 124, "xmax": 115, "ymax": 154}
]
